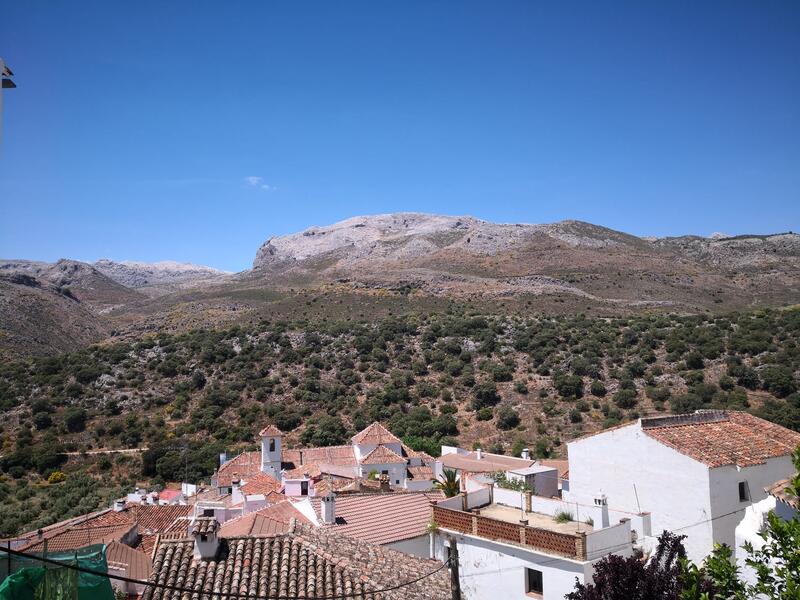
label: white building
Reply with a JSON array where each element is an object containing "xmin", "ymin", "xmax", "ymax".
[
  {"xmin": 213, "ymin": 421, "xmax": 436, "ymax": 496},
  {"xmin": 565, "ymin": 410, "xmax": 800, "ymax": 563},
  {"xmin": 432, "ymin": 486, "xmax": 642, "ymax": 600},
  {"xmin": 735, "ymin": 470, "xmax": 799, "ymax": 587}
]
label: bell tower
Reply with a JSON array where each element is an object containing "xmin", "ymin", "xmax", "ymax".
[{"xmin": 259, "ymin": 425, "xmax": 283, "ymax": 479}]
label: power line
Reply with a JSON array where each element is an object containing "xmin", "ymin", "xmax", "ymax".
[
  {"xmin": 0, "ymin": 504, "xmax": 758, "ymax": 596},
  {"xmin": 0, "ymin": 545, "xmax": 451, "ymax": 600}
]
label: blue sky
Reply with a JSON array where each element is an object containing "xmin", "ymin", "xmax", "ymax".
[{"xmin": 1, "ymin": 1, "xmax": 798, "ymax": 272}]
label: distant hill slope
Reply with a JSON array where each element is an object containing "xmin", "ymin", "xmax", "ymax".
[
  {"xmin": 248, "ymin": 213, "xmax": 799, "ymax": 309},
  {"xmin": 1, "ymin": 214, "xmax": 799, "ymax": 357},
  {"xmin": 93, "ymin": 259, "xmax": 230, "ymax": 296}
]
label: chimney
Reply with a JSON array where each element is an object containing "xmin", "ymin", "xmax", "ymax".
[
  {"xmin": 521, "ymin": 448, "xmax": 530, "ymax": 460},
  {"xmin": 476, "ymin": 448, "xmax": 483, "ymax": 460},
  {"xmin": 231, "ymin": 473, "xmax": 242, "ymax": 505},
  {"xmin": 379, "ymin": 473, "xmax": 391, "ymax": 492},
  {"xmin": 593, "ymin": 493, "xmax": 610, "ymax": 528},
  {"xmin": 113, "ymin": 499, "xmax": 126, "ymax": 512},
  {"xmin": 191, "ymin": 517, "xmax": 220, "ymax": 560},
  {"xmin": 321, "ymin": 492, "xmax": 336, "ymax": 525}
]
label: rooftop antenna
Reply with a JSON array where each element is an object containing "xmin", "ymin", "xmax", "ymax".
[{"xmin": 0, "ymin": 58, "xmax": 16, "ymax": 150}]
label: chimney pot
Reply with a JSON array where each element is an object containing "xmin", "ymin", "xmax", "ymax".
[
  {"xmin": 521, "ymin": 448, "xmax": 530, "ymax": 460},
  {"xmin": 476, "ymin": 448, "xmax": 483, "ymax": 460},
  {"xmin": 321, "ymin": 492, "xmax": 336, "ymax": 525}
]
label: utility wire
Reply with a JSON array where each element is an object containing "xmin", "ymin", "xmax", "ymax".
[
  {"xmin": 0, "ymin": 504, "xmax": 755, "ymax": 596},
  {"xmin": 0, "ymin": 545, "xmax": 451, "ymax": 600}
]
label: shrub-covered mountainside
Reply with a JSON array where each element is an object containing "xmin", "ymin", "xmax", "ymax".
[{"xmin": 1, "ymin": 307, "xmax": 799, "ymax": 535}]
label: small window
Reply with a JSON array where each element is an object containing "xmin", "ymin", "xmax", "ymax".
[
  {"xmin": 200, "ymin": 534, "xmax": 207, "ymax": 542},
  {"xmin": 395, "ymin": 480, "xmax": 400, "ymax": 484},
  {"xmin": 301, "ymin": 481, "xmax": 309, "ymax": 496},
  {"xmin": 381, "ymin": 469, "xmax": 389, "ymax": 476},
  {"xmin": 739, "ymin": 481, "xmax": 750, "ymax": 502},
  {"xmin": 203, "ymin": 509, "xmax": 214, "ymax": 517},
  {"xmin": 269, "ymin": 438, "xmax": 276, "ymax": 452},
  {"xmin": 525, "ymin": 568, "xmax": 543, "ymax": 596}
]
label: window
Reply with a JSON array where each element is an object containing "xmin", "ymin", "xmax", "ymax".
[
  {"xmin": 269, "ymin": 438, "xmax": 276, "ymax": 452},
  {"xmin": 739, "ymin": 481, "xmax": 750, "ymax": 502},
  {"xmin": 525, "ymin": 568, "xmax": 543, "ymax": 596},
  {"xmin": 381, "ymin": 470, "xmax": 389, "ymax": 476},
  {"xmin": 301, "ymin": 481, "xmax": 309, "ymax": 496},
  {"xmin": 203, "ymin": 509, "xmax": 214, "ymax": 517},
  {"xmin": 200, "ymin": 534, "xmax": 207, "ymax": 542}
]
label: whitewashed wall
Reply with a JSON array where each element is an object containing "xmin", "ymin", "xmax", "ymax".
[
  {"xmin": 385, "ymin": 534, "xmax": 430, "ymax": 558},
  {"xmin": 708, "ymin": 456, "xmax": 794, "ymax": 551},
  {"xmin": 434, "ymin": 532, "xmax": 592, "ymax": 600},
  {"xmin": 566, "ymin": 422, "xmax": 715, "ymax": 562}
]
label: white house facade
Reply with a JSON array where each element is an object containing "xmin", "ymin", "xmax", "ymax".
[{"xmin": 565, "ymin": 410, "xmax": 800, "ymax": 563}]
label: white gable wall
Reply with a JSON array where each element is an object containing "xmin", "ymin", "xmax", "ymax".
[
  {"xmin": 359, "ymin": 461, "xmax": 407, "ymax": 486},
  {"xmin": 565, "ymin": 422, "xmax": 714, "ymax": 562},
  {"xmin": 708, "ymin": 455, "xmax": 795, "ymax": 551}
]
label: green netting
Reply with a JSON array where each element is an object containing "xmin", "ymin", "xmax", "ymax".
[{"xmin": 0, "ymin": 544, "xmax": 115, "ymax": 600}]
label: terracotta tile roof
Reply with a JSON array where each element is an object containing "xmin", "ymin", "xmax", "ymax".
[
  {"xmin": 258, "ymin": 424, "xmax": 283, "ymax": 437},
  {"xmin": 137, "ymin": 534, "xmax": 159, "ymax": 558},
  {"xmin": 216, "ymin": 451, "xmax": 262, "ymax": 487},
  {"xmin": 5, "ymin": 508, "xmax": 116, "ymax": 547},
  {"xmin": 310, "ymin": 491, "xmax": 444, "ymax": 545},
  {"xmin": 439, "ymin": 451, "xmax": 535, "ymax": 473},
  {"xmin": 642, "ymin": 411, "xmax": 800, "ymax": 468},
  {"xmin": 219, "ymin": 501, "xmax": 313, "ymax": 538},
  {"xmin": 264, "ymin": 491, "xmax": 288, "ymax": 504},
  {"xmin": 20, "ymin": 523, "xmax": 136, "ymax": 553},
  {"xmin": 765, "ymin": 476, "xmax": 800, "ymax": 510},
  {"xmin": 282, "ymin": 445, "xmax": 357, "ymax": 469},
  {"xmin": 157, "ymin": 489, "xmax": 181, "ymax": 502},
  {"xmin": 408, "ymin": 465, "xmax": 434, "ymax": 481},
  {"xmin": 191, "ymin": 517, "xmax": 219, "ymax": 536},
  {"xmin": 142, "ymin": 521, "xmax": 449, "ymax": 600},
  {"xmin": 351, "ymin": 421, "xmax": 402, "ymax": 446},
  {"xmin": 360, "ymin": 444, "xmax": 406, "ymax": 464},
  {"xmin": 105, "ymin": 541, "xmax": 152, "ymax": 581},
  {"xmin": 130, "ymin": 504, "xmax": 190, "ymax": 534},
  {"xmin": 403, "ymin": 444, "xmax": 435, "ymax": 462},
  {"xmin": 538, "ymin": 459, "xmax": 570, "ymax": 480},
  {"xmin": 284, "ymin": 463, "xmax": 324, "ymax": 479},
  {"xmin": 239, "ymin": 472, "xmax": 282, "ymax": 496}
]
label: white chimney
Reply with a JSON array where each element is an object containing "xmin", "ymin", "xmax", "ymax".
[
  {"xmin": 593, "ymin": 493, "xmax": 610, "ymax": 528},
  {"xmin": 321, "ymin": 492, "xmax": 336, "ymax": 525},
  {"xmin": 476, "ymin": 448, "xmax": 483, "ymax": 460},
  {"xmin": 521, "ymin": 448, "xmax": 530, "ymax": 460},
  {"xmin": 231, "ymin": 474, "xmax": 243, "ymax": 505},
  {"xmin": 113, "ymin": 499, "xmax": 126, "ymax": 512},
  {"xmin": 191, "ymin": 517, "xmax": 220, "ymax": 560}
]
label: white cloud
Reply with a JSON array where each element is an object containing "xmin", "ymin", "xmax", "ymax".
[{"xmin": 244, "ymin": 176, "xmax": 276, "ymax": 192}]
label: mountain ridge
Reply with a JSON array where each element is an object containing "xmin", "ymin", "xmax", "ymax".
[{"xmin": 1, "ymin": 213, "xmax": 798, "ymax": 358}]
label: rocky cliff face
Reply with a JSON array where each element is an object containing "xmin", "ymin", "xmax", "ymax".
[
  {"xmin": 93, "ymin": 260, "xmax": 230, "ymax": 296},
  {"xmin": 252, "ymin": 213, "xmax": 648, "ymax": 269},
  {"xmin": 250, "ymin": 213, "xmax": 800, "ymax": 304}
]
